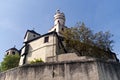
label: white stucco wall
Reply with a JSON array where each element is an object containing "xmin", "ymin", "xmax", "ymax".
[
  {"xmin": 27, "ymin": 34, "xmax": 57, "ymax": 63},
  {"xmin": 19, "ymin": 47, "xmax": 26, "ymax": 65},
  {"xmin": 19, "ymin": 33, "xmax": 59, "ymax": 65}
]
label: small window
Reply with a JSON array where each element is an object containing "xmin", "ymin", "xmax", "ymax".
[
  {"xmin": 44, "ymin": 36, "xmax": 49, "ymax": 43},
  {"xmin": 12, "ymin": 51, "xmax": 15, "ymax": 55},
  {"xmin": 7, "ymin": 52, "xmax": 9, "ymax": 55},
  {"xmin": 62, "ymin": 28, "xmax": 64, "ymax": 31},
  {"xmin": 54, "ymin": 29, "xmax": 56, "ymax": 32},
  {"xmin": 33, "ymin": 35, "xmax": 36, "ymax": 37}
]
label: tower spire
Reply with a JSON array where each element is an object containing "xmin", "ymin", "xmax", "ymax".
[{"xmin": 14, "ymin": 45, "xmax": 16, "ymax": 48}]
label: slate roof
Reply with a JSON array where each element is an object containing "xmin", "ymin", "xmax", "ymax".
[
  {"xmin": 24, "ymin": 30, "xmax": 41, "ymax": 39},
  {"xmin": 6, "ymin": 47, "xmax": 19, "ymax": 52}
]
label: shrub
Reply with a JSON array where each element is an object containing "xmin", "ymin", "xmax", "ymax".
[
  {"xmin": 1, "ymin": 54, "xmax": 20, "ymax": 71},
  {"xmin": 30, "ymin": 58, "xmax": 43, "ymax": 64}
]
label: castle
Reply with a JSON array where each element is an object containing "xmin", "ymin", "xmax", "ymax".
[
  {"xmin": 17, "ymin": 10, "xmax": 69, "ymax": 65},
  {"xmin": 3, "ymin": 10, "xmax": 120, "ymax": 80},
  {"xmin": 6, "ymin": 10, "xmax": 118, "ymax": 66}
]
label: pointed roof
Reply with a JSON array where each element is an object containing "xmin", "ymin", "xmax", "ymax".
[{"xmin": 24, "ymin": 30, "xmax": 40, "ymax": 39}]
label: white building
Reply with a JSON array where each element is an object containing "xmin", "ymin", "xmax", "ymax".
[{"xmin": 19, "ymin": 10, "xmax": 67, "ymax": 65}]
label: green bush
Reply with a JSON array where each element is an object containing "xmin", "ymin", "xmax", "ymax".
[
  {"xmin": 30, "ymin": 58, "xmax": 43, "ymax": 64},
  {"xmin": 1, "ymin": 54, "xmax": 20, "ymax": 71}
]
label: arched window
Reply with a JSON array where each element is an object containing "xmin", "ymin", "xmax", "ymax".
[
  {"xmin": 12, "ymin": 51, "xmax": 15, "ymax": 55},
  {"xmin": 7, "ymin": 52, "xmax": 9, "ymax": 55}
]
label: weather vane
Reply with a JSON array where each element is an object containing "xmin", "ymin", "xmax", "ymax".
[
  {"xmin": 33, "ymin": 27, "xmax": 35, "ymax": 31},
  {"xmin": 14, "ymin": 45, "xmax": 16, "ymax": 48},
  {"xmin": 56, "ymin": 8, "xmax": 60, "ymax": 13}
]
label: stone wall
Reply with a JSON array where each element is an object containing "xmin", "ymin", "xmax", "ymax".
[
  {"xmin": 97, "ymin": 61, "xmax": 120, "ymax": 80},
  {"xmin": 46, "ymin": 53, "xmax": 96, "ymax": 62},
  {"xmin": 0, "ymin": 60, "xmax": 120, "ymax": 80}
]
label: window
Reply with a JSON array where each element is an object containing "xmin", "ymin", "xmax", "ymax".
[
  {"xmin": 44, "ymin": 36, "xmax": 49, "ymax": 43},
  {"xmin": 12, "ymin": 51, "xmax": 15, "ymax": 55},
  {"xmin": 7, "ymin": 52, "xmax": 9, "ymax": 55},
  {"xmin": 62, "ymin": 28, "xmax": 64, "ymax": 31},
  {"xmin": 33, "ymin": 35, "xmax": 36, "ymax": 37},
  {"xmin": 54, "ymin": 29, "xmax": 56, "ymax": 32}
]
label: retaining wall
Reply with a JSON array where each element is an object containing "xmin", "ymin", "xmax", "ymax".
[{"xmin": 0, "ymin": 60, "xmax": 120, "ymax": 80}]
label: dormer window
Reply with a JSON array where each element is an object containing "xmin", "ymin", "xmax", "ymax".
[{"xmin": 44, "ymin": 36, "xmax": 49, "ymax": 43}]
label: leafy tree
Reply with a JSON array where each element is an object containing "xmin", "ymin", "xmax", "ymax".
[
  {"xmin": 75, "ymin": 23, "xmax": 93, "ymax": 43},
  {"xmin": 0, "ymin": 64, "xmax": 1, "ymax": 72},
  {"xmin": 61, "ymin": 22, "xmax": 114, "ymax": 59},
  {"xmin": 94, "ymin": 31, "xmax": 113, "ymax": 51},
  {"xmin": 1, "ymin": 54, "xmax": 20, "ymax": 71}
]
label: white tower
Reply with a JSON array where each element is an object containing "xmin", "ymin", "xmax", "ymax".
[
  {"xmin": 54, "ymin": 9, "xmax": 65, "ymax": 26},
  {"xmin": 49, "ymin": 10, "xmax": 66, "ymax": 34}
]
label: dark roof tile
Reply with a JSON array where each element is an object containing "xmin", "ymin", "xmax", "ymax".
[{"xmin": 24, "ymin": 30, "xmax": 40, "ymax": 39}]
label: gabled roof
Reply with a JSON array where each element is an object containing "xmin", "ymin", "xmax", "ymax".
[
  {"xmin": 24, "ymin": 30, "xmax": 40, "ymax": 39},
  {"xmin": 24, "ymin": 31, "xmax": 57, "ymax": 44}
]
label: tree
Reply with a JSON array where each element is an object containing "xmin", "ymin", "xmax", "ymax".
[
  {"xmin": 1, "ymin": 54, "xmax": 20, "ymax": 71},
  {"xmin": 94, "ymin": 31, "xmax": 113, "ymax": 51},
  {"xmin": 0, "ymin": 64, "xmax": 1, "ymax": 72},
  {"xmin": 73, "ymin": 22, "xmax": 94, "ymax": 46},
  {"xmin": 61, "ymin": 22, "xmax": 114, "ymax": 59}
]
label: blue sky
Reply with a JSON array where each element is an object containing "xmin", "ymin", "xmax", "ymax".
[{"xmin": 0, "ymin": 0, "xmax": 120, "ymax": 62}]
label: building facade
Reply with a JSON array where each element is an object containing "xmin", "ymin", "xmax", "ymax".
[
  {"xmin": 18, "ymin": 10, "xmax": 119, "ymax": 65},
  {"xmin": 19, "ymin": 10, "xmax": 67, "ymax": 65}
]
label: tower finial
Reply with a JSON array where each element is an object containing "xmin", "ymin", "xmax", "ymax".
[
  {"xmin": 56, "ymin": 9, "xmax": 60, "ymax": 13},
  {"xmin": 14, "ymin": 45, "xmax": 16, "ymax": 48}
]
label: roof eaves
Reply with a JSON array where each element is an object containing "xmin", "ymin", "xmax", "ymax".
[
  {"xmin": 6, "ymin": 47, "xmax": 19, "ymax": 52},
  {"xmin": 24, "ymin": 31, "xmax": 57, "ymax": 44},
  {"xmin": 24, "ymin": 30, "xmax": 40, "ymax": 39}
]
